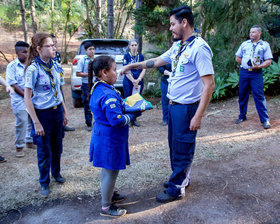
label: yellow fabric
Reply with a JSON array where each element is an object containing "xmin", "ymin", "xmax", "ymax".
[{"xmin": 125, "ymin": 93, "xmax": 143, "ymax": 107}]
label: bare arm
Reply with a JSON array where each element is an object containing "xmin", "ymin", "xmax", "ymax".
[
  {"xmin": 61, "ymin": 101, "xmax": 68, "ymax": 126},
  {"xmin": 121, "ymin": 56, "xmax": 167, "ymax": 75},
  {"xmin": 190, "ymin": 74, "xmax": 215, "ymax": 131},
  {"xmin": 11, "ymin": 84, "xmax": 24, "ymax": 97},
  {"xmin": 76, "ymin": 72, "xmax": 88, "ymax": 78},
  {"xmin": 0, "ymin": 76, "xmax": 15, "ymax": 93},
  {"xmin": 24, "ymin": 87, "xmax": 45, "ymax": 136},
  {"xmin": 252, "ymin": 59, "xmax": 272, "ymax": 69},
  {"xmin": 236, "ymin": 56, "xmax": 242, "ymax": 64}
]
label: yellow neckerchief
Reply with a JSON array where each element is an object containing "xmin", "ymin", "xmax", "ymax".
[
  {"xmin": 129, "ymin": 52, "xmax": 140, "ymax": 64},
  {"xmin": 90, "ymin": 79, "xmax": 121, "ymax": 96}
]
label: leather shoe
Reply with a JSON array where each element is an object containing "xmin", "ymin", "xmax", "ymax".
[
  {"xmin": 163, "ymin": 181, "xmax": 190, "ymax": 189},
  {"xmin": 156, "ymin": 190, "xmax": 181, "ymax": 203},
  {"xmin": 54, "ymin": 175, "xmax": 66, "ymax": 184},
  {"xmin": 41, "ymin": 186, "xmax": 50, "ymax": 198},
  {"xmin": 64, "ymin": 126, "xmax": 75, "ymax": 131},
  {"xmin": 235, "ymin": 118, "xmax": 246, "ymax": 124},
  {"xmin": 263, "ymin": 121, "xmax": 271, "ymax": 129}
]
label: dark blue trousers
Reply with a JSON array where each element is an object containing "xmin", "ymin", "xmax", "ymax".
[
  {"xmin": 166, "ymin": 102, "xmax": 198, "ymax": 197},
  {"xmin": 123, "ymin": 77, "xmax": 144, "ymax": 98},
  {"xmin": 81, "ymin": 83, "xmax": 92, "ymax": 126},
  {"xmin": 238, "ymin": 68, "xmax": 269, "ymax": 123},
  {"xmin": 160, "ymin": 78, "xmax": 169, "ymax": 122},
  {"xmin": 33, "ymin": 104, "xmax": 64, "ymax": 187}
]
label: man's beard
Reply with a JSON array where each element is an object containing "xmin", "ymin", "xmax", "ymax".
[{"xmin": 172, "ymin": 32, "xmax": 183, "ymax": 42}]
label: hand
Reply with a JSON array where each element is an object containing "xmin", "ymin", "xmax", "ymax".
[
  {"xmin": 252, "ymin": 64, "xmax": 261, "ymax": 69},
  {"xmin": 120, "ymin": 65, "xmax": 130, "ymax": 75},
  {"xmin": 6, "ymin": 86, "xmax": 15, "ymax": 94},
  {"xmin": 63, "ymin": 113, "xmax": 69, "ymax": 126},
  {"xmin": 34, "ymin": 122, "xmax": 45, "ymax": 136},
  {"xmin": 189, "ymin": 116, "xmax": 201, "ymax": 131}
]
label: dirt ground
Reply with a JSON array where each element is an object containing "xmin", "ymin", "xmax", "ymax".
[
  {"xmin": 1, "ymin": 29, "xmax": 280, "ymax": 224},
  {"xmin": 0, "ymin": 75, "xmax": 280, "ymax": 223}
]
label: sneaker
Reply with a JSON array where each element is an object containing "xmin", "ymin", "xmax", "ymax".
[
  {"xmin": 162, "ymin": 121, "xmax": 168, "ymax": 126},
  {"xmin": 53, "ymin": 175, "xmax": 66, "ymax": 184},
  {"xmin": 263, "ymin": 121, "xmax": 271, "ymax": 129},
  {"xmin": 41, "ymin": 185, "xmax": 50, "ymax": 198},
  {"xmin": 163, "ymin": 181, "xmax": 190, "ymax": 189},
  {"xmin": 156, "ymin": 190, "xmax": 182, "ymax": 203},
  {"xmin": 112, "ymin": 191, "xmax": 126, "ymax": 203},
  {"xmin": 100, "ymin": 205, "xmax": 127, "ymax": 217},
  {"xmin": 16, "ymin": 148, "xmax": 24, "ymax": 158},
  {"xmin": 64, "ymin": 126, "xmax": 75, "ymax": 131},
  {"xmin": 0, "ymin": 156, "xmax": 7, "ymax": 163},
  {"xmin": 133, "ymin": 120, "xmax": 140, "ymax": 127},
  {"xmin": 235, "ymin": 118, "xmax": 246, "ymax": 124},
  {"xmin": 87, "ymin": 125, "xmax": 92, "ymax": 131},
  {"xmin": 26, "ymin": 142, "xmax": 35, "ymax": 149}
]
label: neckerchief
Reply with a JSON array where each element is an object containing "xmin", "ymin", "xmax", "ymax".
[
  {"xmin": 90, "ymin": 79, "xmax": 121, "ymax": 96},
  {"xmin": 35, "ymin": 56, "xmax": 59, "ymax": 102},
  {"xmin": 172, "ymin": 32, "xmax": 200, "ymax": 77},
  {"xmin": 129, "ymin": 52, "xmax": 140, "ymax": 64}
]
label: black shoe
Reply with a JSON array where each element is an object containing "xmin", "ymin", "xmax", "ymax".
[
  {"xmin": 54, "ymin": 175, "xmax": 66, "ymax": 184},
  {"xmin": 87, "ymin": 125, "xmax": 92, "ymax": 131},
  {"xmin": 163, "ymin": 181, "xmax": 190, "ymax": 189},
  {"xmin": 162, "ymin": 121, "xmax": 168, "ymax": 126},
  {"xmin": 100, "ymin": 205, "xmax": 127, "ymax": 217},
  {"xmin": 263, "ymin": 121, "xmax": 271, "ymax": 129},
  {"xmin": 156, "ymin": 190, "xmax": 181, "ymax": 203},
  {"xmin": 64, "ymin": 126, "xmax": 75, "ymax": 131},
  {"xmin": 112, "ymin": 191, "xmax": 126, "ymax": 203},
  {"xmin": 41, "ymin": 186, "xmax": 50, "ymax": 198},
  {"xmin": 235, "ymin": 118, "xmax": 246, "ymax": 124},
  {"xmin": 0, "ymin": 156, "xmax": 7, "ymax": 163},
  {"xmin": 133, "ymin": 120, "xmax": 140, "ymax": 127}
]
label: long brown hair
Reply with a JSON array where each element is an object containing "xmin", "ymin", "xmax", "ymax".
[{"xmin": 25, "ymin": 32, "xmax": 51, "ymax": 71}]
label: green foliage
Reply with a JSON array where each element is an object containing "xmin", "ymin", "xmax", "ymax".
[
  {"xmin": 227, "ymin": 71, "xmax": 239, "ymax": 89},
  {"xmin": 212, "ymin": 75, "xmax": 229, "ymax": 100}
]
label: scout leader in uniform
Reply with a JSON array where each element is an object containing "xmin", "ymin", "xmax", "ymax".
[{"xmin": 121, "ymin": 5, "xmax": 215, "ymax": 203}]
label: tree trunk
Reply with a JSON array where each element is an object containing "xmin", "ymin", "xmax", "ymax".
[
  {"xmin": 107, "ymin": 0, "xmax": 114, "ymax": 38},
  {"xmin": 63, "ymin": 0, "xmax": 71, "ymax": 64},
  {"xmin": 29, "ymin": 0, "xmax": 37, "ymax": 34},
  {"xmin": 135, "ymin": 0, "xmax": 142, "ymax": 53},
  {"xmin": 95, "ymin": 0, "xmax": 101, "ymax": 38},
  {"xmin": 84, "ymin": 0, "xmax": 94, "ymax": 36},
  {"xmin": 19, "ymin": 0, "xmax": 28, "ymax": 42},
  {"xmin": 51, "ymin": 0, "xmax": 54, "ymax": 31}
]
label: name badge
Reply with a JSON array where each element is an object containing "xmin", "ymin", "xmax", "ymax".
[{"xmin": 180, "ymin": 65, "xmax": 184, "ymax": 72}]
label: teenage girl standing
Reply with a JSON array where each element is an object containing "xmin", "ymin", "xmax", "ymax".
[
  {"xmin": 88, "ymin": 56, "xmax": 140, "ymax": 217},
  {"xmin": 24, "ymin": 33, "xmax": 68, "ymax": 197}
]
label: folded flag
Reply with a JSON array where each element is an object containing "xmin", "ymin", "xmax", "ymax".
[{"xmin": 124, "ymin": 93, "xmax": 153, "ymax": 112}]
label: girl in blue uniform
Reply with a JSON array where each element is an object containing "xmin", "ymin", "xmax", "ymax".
[
  {"xmin": 24, "ymin": 33, "xmax": 68, "ymax": 197},
  {"xmin": 88, "ymin": 56, "xmax": 140, "ymax": 217},
  {"xmin": 123, "ymin": 39, "xmax": 146, "ymax": 126}
]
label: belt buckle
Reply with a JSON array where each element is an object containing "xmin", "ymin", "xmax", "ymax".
[
  {"xmin": 53, "ymin": 105, "xmax": 57, "ymax": 109},
  {"xmin": 169, "ymin": 100, "xmax": 173, "ymax": 105},
  {"xmin": 248, "ymin": 69, "xmax": 252, "ymax": 71}
]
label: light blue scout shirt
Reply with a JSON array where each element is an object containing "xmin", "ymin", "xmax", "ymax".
[
  {"xmin": 235, "ymin": 40, "xmax": 273, "ymax": 69},
  {"xmin": 25, "ymin": 60, "xmax": 64, "ymax": 109},
  {"xmin": 6, "ymin": 58, "xmax": 26, "ymax": 112},
  {"xmin": 161, "ymin": 37, "xmax": 214, "ymax": 104},
  {"xmin": 76, "ymin": 55, "xmax": 91, "ymax": 84}
]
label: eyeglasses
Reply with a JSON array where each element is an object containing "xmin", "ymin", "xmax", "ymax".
[{"xmin": 42, "ymin": 44, "xmax": 56, "ymax": 49}]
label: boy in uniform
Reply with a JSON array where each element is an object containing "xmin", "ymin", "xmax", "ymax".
[
  {"xmin": 76, "ymin": 42, "xmax": 95, "ymax": 131},
  {"xmin": 6, "ymin": 41, "xmax": 34, "ymax": 158}
]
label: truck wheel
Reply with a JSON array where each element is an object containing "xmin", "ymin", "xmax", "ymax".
[{"xmin": 72, "ymin": 98, "xmax": 83, "ymax": 108}]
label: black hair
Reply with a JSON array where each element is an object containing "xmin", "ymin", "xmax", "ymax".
[
  {"xmin": 84, "ymin": 41, "xmax": 95, "ymax": 50},
  {"xmin": 88, "ymin": 55, "xmax": 115, "ymax": 93},
  {"xmin": 169, "ymin": 5, "xmax": 194, "ymax": 27},
  {"xmin": 50, "ymin": 34, "xmax": 56, "ymax": 38},
  {"xmin": 15, "ymin": 41, "xmax": 29, "ymax": 49}
]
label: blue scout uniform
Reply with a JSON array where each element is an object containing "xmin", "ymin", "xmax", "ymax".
[
  {"xmin": 76, "ymin": 55, "xmax": 92, "ymax": 126},
  {"xmin": 6, "ymin": 58, "xmax": 33, "ymax": 147},
  {"xmin": 89, "ymin": 80, "xmax": 136, "ymax": 170},
  {"xmin": 123, "ymin": 52, "xmax": 145, "ymax": 98},
  {"xmin": 25, "ymin": 57, "xmax": 65, "ymax": 187},
  {"xmin": 158, "ymin": 64, "xmax": 171, "ymax": 123},
  {"xmin": 235, "ymin": 39, "xmax": 273, "ymax": 123},
  {"xmin": 160, "ymin": 34, "xmax": 214, "ymax": 197}
]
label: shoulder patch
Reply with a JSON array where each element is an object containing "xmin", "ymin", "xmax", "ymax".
[
  {"xmin": 105, "ymin": 98, "xmax": 117, "ymax": 104},
  {"xmin": 117, "ymin": 115, "xmax": 121, "ymax": 119}
]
